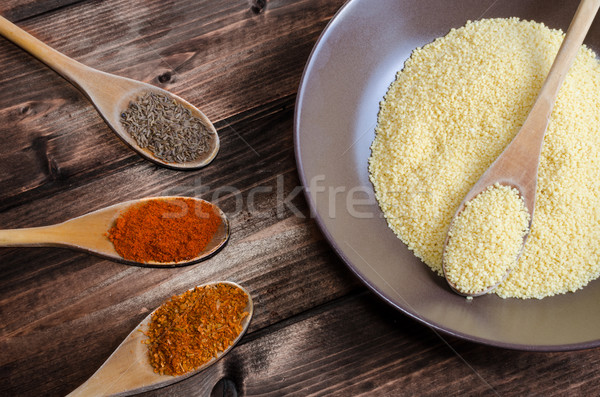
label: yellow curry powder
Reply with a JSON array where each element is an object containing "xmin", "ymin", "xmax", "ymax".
[{"xmin": 144, "ymin": 283, "xmax": 249, "ymax": 376}]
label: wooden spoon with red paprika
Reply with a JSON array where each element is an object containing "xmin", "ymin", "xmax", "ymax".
[{"xmin": 0, "ymin": 196, "xmax": 229, "ymax": 266}]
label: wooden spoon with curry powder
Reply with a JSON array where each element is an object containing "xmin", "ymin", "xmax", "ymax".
[
  {"xmin": 0, "ymin": 197, "xmax": 229, "ymax": 267},
  {"xmin": 67, "ymin": 281, "xmax": 254, "ymax": 396}
]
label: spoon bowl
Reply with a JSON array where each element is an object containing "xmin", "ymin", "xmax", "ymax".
[
  {"xmin": 0, "ymin": 16, "xmax": 219, "ymax": 170},
  {"xmin": 442, "ymin": 0, "xmax": 600, "ymax": 297},
  {"xmin": 67, "ymin": 281, "xmax": 253, "ymax": 397},
  {"xmin": 0, "ymin": 196, "xmax": 229, "ymax": 267}
]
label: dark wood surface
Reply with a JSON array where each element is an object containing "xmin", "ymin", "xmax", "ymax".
[{"xmin": 1, "ymin": 1, "xmax": 600, "ymax": 396}]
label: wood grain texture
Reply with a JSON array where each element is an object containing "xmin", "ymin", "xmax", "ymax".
[
  {"xmin": 0, "ymin": 0, "xmax": 83, "ymax": 21},
  {"xmin": 0, "ymin": 0, "xmax": 339, "ymax": 208},
  {"xmin": 133, "ymin": 292, "xmax": 600, "ymax": 396},
  {"xmin": 2, "ymin": 0, "xmax": 600, "ymax": 396}
]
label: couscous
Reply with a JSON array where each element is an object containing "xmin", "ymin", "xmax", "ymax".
[
  {"xmin": 369, "ymin": 18, "xmax": 600, "ymax": 299},
  {"xmin": 443, "ymin": 184, "xmax": 530, "ymax": 295}
]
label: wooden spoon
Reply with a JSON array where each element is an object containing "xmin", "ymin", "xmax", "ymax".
[
  {"xmin": 442, "ymin": 0, "xmax": 600, "ymax": 297},
  {"xmin": 67, "ymin": 281, "xmax": 253, "ymax": 396},
  {"xmin": 0, "ymin": 197, "xmax": 229, "ymax": 267},
  {"xmin": 0, "ymin": 15, "xmax": 219, "ymax": 170}
]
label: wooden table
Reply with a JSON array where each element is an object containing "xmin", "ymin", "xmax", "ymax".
[{"xmin": 1, "ymin": 1, "xmax": 600, "ymax": 395}]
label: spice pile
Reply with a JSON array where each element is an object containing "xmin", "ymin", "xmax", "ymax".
[
  {"xmin": 144, "ymin": 283, "xmax": 250, "ymax": 376},
  {"xmin": 120, "ymin": 91, "xmax": 214, "ymax": 163},
  {"xmin": 444, "ymin": 184, "xmax": 531, "ymax": 295},
  {"xmin": 107, "ymin": 198, "xmax": 221, "ymax": 263},
  {"xmin": 369, "ymin": 18, "xmax": 600, "ymax": 299}
]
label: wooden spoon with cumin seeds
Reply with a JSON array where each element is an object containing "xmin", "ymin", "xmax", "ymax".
[{"xmin": 0, "ymin": 15, "xmax": 219, "ymax": 170}]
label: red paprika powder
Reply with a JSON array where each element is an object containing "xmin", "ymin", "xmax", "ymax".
[{"xmin": 107, "ymin": 198, "xmax": 221, "ymax": 263}]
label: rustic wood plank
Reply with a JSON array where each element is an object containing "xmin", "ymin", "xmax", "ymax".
[
  {"xmin": 0, "ymin": 0, "xmax": 83, "ymax": 21},
  {"xmin": 7, "ymin": 279, "xmax": 600, "ymax": 396},
  {"xmin": 0, "ymin": 93, "xmax": 297, "ymax": 219},
  {"xmin": 0, "ymin": 225, "xmax": 360, "ymax": 396},
  {"xmin": 0, "ymin": 211, "xmax": 362, "ymax": 395},
  {"xmin": 0, "ymin": 86, "xmax": 363, "ymax": 395},
  {"xmin": 0, "ymin": 0, "xmax": 343, "ymax": 208},
  {"xmin": 4, "ymin": 0, "xmax": 600, "ymax": 396},
  {"xmin": 131, "ymin": 292, "xmax": 600, "ymax": 396}
]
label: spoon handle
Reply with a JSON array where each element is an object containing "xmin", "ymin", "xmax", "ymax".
[
  {"xmin": 0, "ymin": 16, "xmax": 95, "ymax": 88},
  {"xmin": 67, "ymin": 319, "xmax": 158, "ymax": 397},
  {"xmin": 0, "ymin": 15, "xmax": 139, "ymax": 106},
  {"xmin": 0, "ymin": 214, "xmax": 116, "ymax": 253},
  {"xmin": 519, "ymin": 0, "xmax": 600, "ymax": 142},
  {"xmin": 0, "ymin": 225, "xmax": 67, "ymax": 247},
  {"xmin": 461, "ymin": 0, "xmax": 600, "ymax": 213}
]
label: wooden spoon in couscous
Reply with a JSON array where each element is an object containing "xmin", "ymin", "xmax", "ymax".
[{"xmin": 442, "ymin": 0, "xmax": 600, "ymax": 297}]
